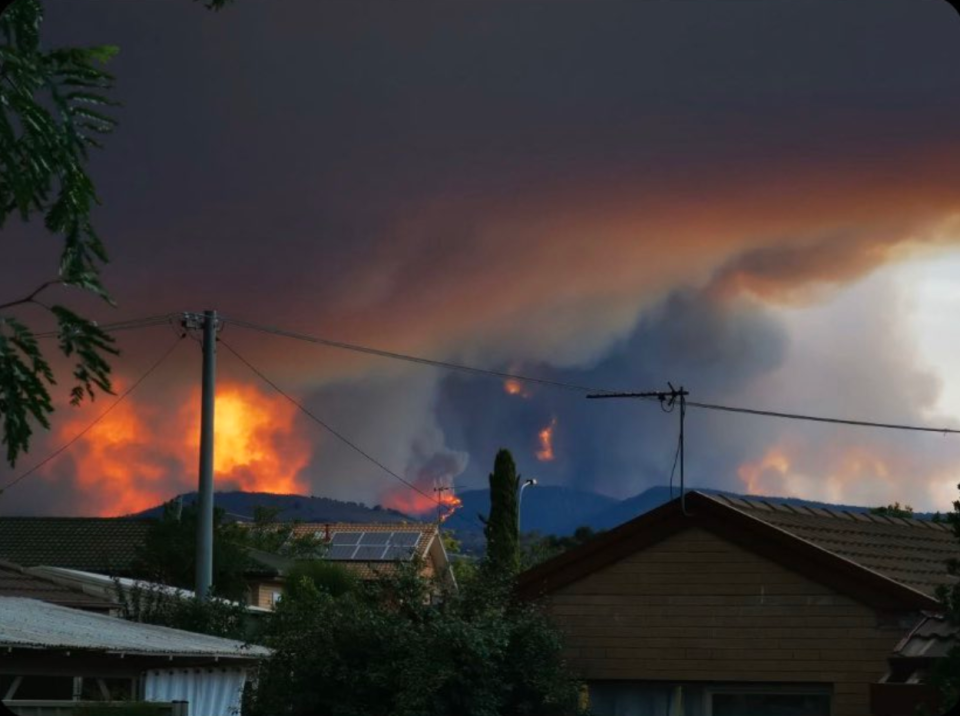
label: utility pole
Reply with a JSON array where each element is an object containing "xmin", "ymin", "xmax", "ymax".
[
  {"xmin": 587, "ymin": 384, "xmax": 690, "ymax": 514},
  {"xmin": 434, "ymin": 485, "xmax": 450, "ymax": 526},
  {"xmin": 182, "ymin": 310, "xmax": 219, "ymax": 599}
]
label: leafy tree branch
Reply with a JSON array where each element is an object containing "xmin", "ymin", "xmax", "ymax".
[{"xmin": 0, "ymin": 0, "xmax": 121, "ymax": 465}]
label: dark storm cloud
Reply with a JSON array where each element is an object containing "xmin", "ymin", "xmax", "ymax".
[{"xmin": 3, "ymin": 1, "xmax": 960, "ymax": 514}]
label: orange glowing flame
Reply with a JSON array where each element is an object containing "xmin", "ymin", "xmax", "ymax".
[
  {"xmin": 439, "ymin": 493, "xmax": 463, "ymax": 523},
  {"xmin": 47, "ymin": 381, "xmax": 312, "ymax": 516},
  {"xmin": 535, "ymin": 417, "xmax": 557, "ymax": 462},
  {"xmin": 187, "ymin": 383, "xmax": 311, "ymax": 495},
  {"xmin": 51, "ymin": 392, "xmax": 178, "ymax": 516},
  {"xmin": 381, "ymin": 485, "xmax": 463, "ymax": 522},
  {"xmin": 503, "ymin": 378, "xmax": 531, "ymax": 398}
]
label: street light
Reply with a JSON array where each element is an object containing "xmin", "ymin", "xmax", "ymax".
[{"xmin": 518, "ymin": 478, "xmax": 537, "ymax": 534}]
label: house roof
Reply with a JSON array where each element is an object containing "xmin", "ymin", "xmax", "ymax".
[
  {"xmin": 246, "ymin": 523, "xmax": 448, "ymax": 583},
  {"xmin": 289, "ymin": 522, "xmax": 439, "ymax": 561},
  {"xmin": 0, "ymin": 518, "xmax": 153, "ymax": 574},
  {"xmin": 517, "ymin": 491, "xmax": 959, "ymax": 610},
  {"xmin": 706, "ymin": 494, "xmax": 958, "ymax": 599},
  {"xmin": 892, "ymin": 612, "xmax": 959, "ymax": 660},
  {"xmin": 0, "ymin": 596, "xmax": 270, "ymax": 660},
  {"xmin": 27, "ymin": 566, "xmax": 271, "ymax": 615},
  {"xmin": 0, "ymin": 560, "xmax": 115, "ymax": 611}
]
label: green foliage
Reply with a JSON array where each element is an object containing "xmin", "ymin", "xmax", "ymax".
[
  {"xmin": 243, "ymin": 505, "xmax": 326, "ymax": 559},
  {"xmin": 283, "ymin": 559, "xmax": 358, "ymax": 601},
  {"xmin": 249, "ymin": 567, "xmax": 586, "ymax": 716},
  {"xmin": 870, "ymin": 502, "xmax": 915, "ymax": 519},
  {"xmin": 443, "ymin": 530, "xmax": 480, "ymax": 585},
  {"xmin": 0, "ymin": 0, "xmax": 120, "ymax": 466},
  {"xmin": 482, "ymin": 449, "xmax": 521, "ymax": 576},
  {"xmin": 131, "ymin": 500, "xmax": 253, "ymax": 603},
  {"xmin": 931, "ymin": 483, "xmax": 960, "ymax": 709},
  {"xmin": 114, "ymin": 577, "xmax": 250, "ymax": 641},
  {"xmin": 522, "ymin": 526, "xmax": 600, "ymax": 570}
]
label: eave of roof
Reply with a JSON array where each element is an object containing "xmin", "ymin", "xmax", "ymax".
[
  {"xmin": 0, "ymin": 597, "xmax": 270, "ymax": 660},
  {"xmin": 516, "ymin": 491, "xmax": 948, "ymax": 611}
]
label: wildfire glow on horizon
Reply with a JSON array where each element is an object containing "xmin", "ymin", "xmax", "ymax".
[
  {"xmin": 44, "ymin": 381, "xmax": 312, "ymax": 516},
  {"xmin": 379, "ymin": 484, "xmax": 464, "ymax": 522}
]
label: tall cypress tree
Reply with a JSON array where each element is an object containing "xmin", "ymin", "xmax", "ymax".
[{"xmin": 483, "ymin": 449, "xmax": 521, "ymax": 575}]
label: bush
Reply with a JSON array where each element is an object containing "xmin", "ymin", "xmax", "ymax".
[{"xmin": 248, "ymin": 566, "xmax": 585, "ymax": 716}]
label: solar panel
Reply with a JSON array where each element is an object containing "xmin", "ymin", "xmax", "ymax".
[
  {"xmin": 383, "ymin": 545, "xmax": 416, "ymax": 560},
  {"xmin": 354, "ymin": 545, "xmax": 388, "ymax": 560},
  {"xmin": 324, "ymin": 530, "xmax": 424, "ymax": 561},
  {"xmin": 390, "ymin": 532, "xmax": 420, "ymax": 546},
  {"xmin": 326, "ymin": 545, "xmax": 359, "ymax": 560}
]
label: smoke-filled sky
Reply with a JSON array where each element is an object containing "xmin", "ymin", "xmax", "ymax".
[{"xmin": 3, "ymin": 0, "xmax": 960, "ymax": 517}]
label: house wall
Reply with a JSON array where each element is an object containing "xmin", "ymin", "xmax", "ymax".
[
  {"xmin": 541, "ymin": 527, "xmax": 914, "ymax": 716},
  {"xmin": 250, "ymin": 580, "xmax": 285, "ymax": 610}
]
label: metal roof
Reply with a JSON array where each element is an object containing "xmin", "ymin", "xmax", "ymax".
[
  {"xmin": 0, "ymin": 561, "xmax": 115, "ymax": 611},
  {"xmin": 27, "ymin": 566, "xmax": 271, "ymax": 615},
  {"xmin": 0, "ymin": 597, "xmax": 270, "ymax": 660}
]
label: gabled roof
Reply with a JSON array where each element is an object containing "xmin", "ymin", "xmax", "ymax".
[
  {"xmin": 0, "ymin": 597, "xmax": 269, "ymax": 660},
  {"xmin": 0, "ymin": 518, "xmax": 153, "ymax": 574},
  {"xmin": 0, "ymin": 560, "xmax": 115, "ymax": 611},
  {"xmin": 707, "ymin": 494, "xmax": 958, "ymax": 598},
  {"xmin": 517, "ymin": 491, "xmax": 959, "ymax": 611}
]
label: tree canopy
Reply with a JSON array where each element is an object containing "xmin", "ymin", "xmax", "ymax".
[
  {"xmin": 483, "ymin": 448, "xmax": 521, "ymax": 576},
  {"xmin": 250, "ymin": 565, "xmax": 585, "ymax": 716},
  {"xmin": 0, "ymin": 0, "xmax": 235, "ymax": 471}
]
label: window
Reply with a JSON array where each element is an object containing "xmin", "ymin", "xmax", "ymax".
[
  {"xmin": 709, "ymin": 689, "xmax": 830, "ymax": 716},
  {"xmin": 585, "ymin": 682, "xmax": 830, "ymax": 716},
  {"xmin": 271, "ymin": 590, "xmax": 283, "ymax": 606}
]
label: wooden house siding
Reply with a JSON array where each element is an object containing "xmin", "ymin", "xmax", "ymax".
[
  {"xmin": 251, "ymin": 580, "xmax": 284, "ymax": 610},
  {"xmin": 542, "ymin": 527, "xmax": 914, "ymax": 716}
]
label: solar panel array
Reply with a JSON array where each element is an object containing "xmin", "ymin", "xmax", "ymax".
[{"xmin": 322, "ymin": 530, "xmax": 422, "ymax": 562}]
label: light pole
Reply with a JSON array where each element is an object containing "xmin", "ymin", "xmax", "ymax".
[{"xmin": 518, "ymin": 478, "xmax": 537, "ymax": 535}]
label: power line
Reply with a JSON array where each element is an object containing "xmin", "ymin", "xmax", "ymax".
[
  {"xmin": 227, "ymin": 316, "xmax": 960, "ymax": 437},
  {"xmin": 224, "ymin": 316, "xmax": 616, "ymax": 395},
  {"xmin": 34, "ymin": 313, "xmax": 179, "ymax": 339},
  {"xmin": 29, "ymin": 311, "xmax": 960, "ymax": 437},
  {"xmin": 0, "ymin": 334, "xmax": 185, "ymax": 496},
  {"xmin": 218, "ymin": 338, "xmax": 483, "ymax": 532},
  {"xmin": 685, "ymin": 400, "xmax": 960, "ymax": 435}
]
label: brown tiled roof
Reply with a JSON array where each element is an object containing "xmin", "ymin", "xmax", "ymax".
[
  {"xmin": 518, "ymin": 491, "xmax": 958, "ymax": 610},
  {"xmin": 893, "ymin": 612, "xmax": 959, "ymax": 659},
  {"xmin": 0, "ymin": 560, "xmax": 115, "ymax": 610},
  {"xmin": 705, "ymin": 494, "xmax": 959, "ymax": 599},
  {"xmin": 0, "ymin": 518, "xmax": 153, "ymax": 574}
]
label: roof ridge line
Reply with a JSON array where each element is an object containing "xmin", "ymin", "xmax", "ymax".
[{"xmin": 706, "ymin": 496, "xmax": 941, "ymax": 604}]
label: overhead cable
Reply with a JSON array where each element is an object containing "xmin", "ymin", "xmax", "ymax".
[
  {"xmin": 0, "ymin": 334, "xmax": 186, "ymax": 495},
  {"xmin": 228, "ymin": 317, "xmax": 960, "ymax": 436},
  {"xmin": 218, "ymin": 338, "xmax": 483, "ymax": 532}
]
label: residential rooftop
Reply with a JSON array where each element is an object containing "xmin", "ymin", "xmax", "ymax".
[
  {"xmin": 707, "ymin": 493, "xmax": 958, "ymax": 599},
  {"xmin": 0, "ymin": 596, "xmax": 270, "ymax": 660}
]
